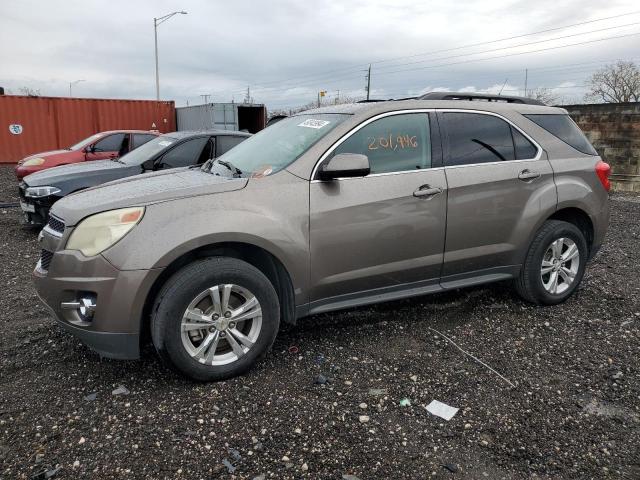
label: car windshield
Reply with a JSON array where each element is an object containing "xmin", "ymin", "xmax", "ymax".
[
  {"xmin": 69, "ymin": 133, "xmax": 103, "ymax": 150},
  {"xmin": 119, "ymin": 134, "xmax": 180, "ymax": 165},
  {"xmin": 203, "ymin": 113, "xmax": 349, "ymax": 176}
]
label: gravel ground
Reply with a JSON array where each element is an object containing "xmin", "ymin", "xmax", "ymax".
[{"xmin": 1, "ymin": 164, "xmax": 639, "ymax": 479}]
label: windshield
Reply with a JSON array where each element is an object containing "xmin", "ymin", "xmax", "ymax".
[
  {"xmin": 119, "ymin": 134, "xmax": 179, "ymax": 165},
  {"xmin": 204, "ymin": 113, "xmax": 349, "ymax": 176},
  {"xmin": 69, "ymin": 133, "xmax": 103, "ymax": 150}
]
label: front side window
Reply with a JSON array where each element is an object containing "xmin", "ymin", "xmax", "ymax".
[
  {"xmin": 331, "ymin": 113, "xmax": 431, "ymax": 174},
  {"xmin": 444, "ymin": 113, "xmax": 515, "ymax": 166},
  {"xmin": 159, "ymin": 137, "xmax": 209, "ymax": 169},
  {"xmin": 525, "ymin": 114, "xmax": 597, "ymax": 155},
  {"xmin": 93, "ymin": 133, "xmax": 126, "ymax": 152}
]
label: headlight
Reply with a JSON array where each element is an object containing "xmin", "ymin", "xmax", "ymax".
[
  {"xmin": 21, "ymin": 157, "xmax": 46, "ymax": 167},
  {"xmin": 66, "ymin": 207, "xmax": 145, "ymax": 257},
  {"xmin": 25, "ymin": 186, "xmax": 61, "ymax": 198}
]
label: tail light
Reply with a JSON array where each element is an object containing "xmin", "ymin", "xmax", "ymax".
[{"xmin": 595, "ymin": 160, "xmax": 611, "ymax": 192}]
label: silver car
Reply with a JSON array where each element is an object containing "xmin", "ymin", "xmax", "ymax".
[{"xmin": 34, "ymin": 93, "xmax": 610, "ymax": 381}]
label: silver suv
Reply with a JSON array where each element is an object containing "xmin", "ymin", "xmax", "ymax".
[{"xmin": 34, "ymin": 93, "xmax": 610, "ymax": 381}]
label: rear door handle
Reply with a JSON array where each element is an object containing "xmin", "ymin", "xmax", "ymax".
[
  {"xmin": 413, "ymin": 185, "xmax": 443, "ymax": 198},
  {"xmin": 518, "ymin": 169, "xmax": 541, "ymax": 181}
]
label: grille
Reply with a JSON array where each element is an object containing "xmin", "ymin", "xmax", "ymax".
[
  {"xmin": 40, "ymin": 250, "xmax": 53, "ymax": 271},
  {"xmin": 47, "ymin": 216, "xmax": 65, "ymax": 233}
]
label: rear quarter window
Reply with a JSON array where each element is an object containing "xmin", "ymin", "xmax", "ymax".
[{"xmin": 525, "ymin": 114, "xmax": 598, "ymax": 156}]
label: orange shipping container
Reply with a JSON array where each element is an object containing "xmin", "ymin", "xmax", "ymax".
[{"xmin": 0, "ymin": 95, "xmax": 176, "ymax": 163}]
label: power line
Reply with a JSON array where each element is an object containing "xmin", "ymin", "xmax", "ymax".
[
  {"xmin": 369, "ymin": 21, "xmax": 640, "ymax": 73},
  {"xmin": 222, "ymin": 23, "xmax": 640, "ymax": 99},
  {"xmin": 257, "ymin": 32, "xmax": 639, "ymax": 107},
  {"xmin": 202, "ymin": 10, "xmax": 640, "ymax": 97}
]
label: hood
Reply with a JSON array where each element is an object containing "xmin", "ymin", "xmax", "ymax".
[
  {"xmin": 52, "ymin": 168, "xmax": 248, "ymax": 226},
  {"xmin": 19, "ymin": 149, "xmax": 75, "ymax": 164},
  {"xmin": 23, "ymin": 160, "xmax": 126, "ymax": 187}
]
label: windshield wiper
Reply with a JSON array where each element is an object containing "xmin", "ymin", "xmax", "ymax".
[
  {"xmin": 215, "ymin": 159, "xmax": 243, "ymax": 176},
  {"xmin": 111, "ymin": 158, "xmax": 126, "ymax": 164}
]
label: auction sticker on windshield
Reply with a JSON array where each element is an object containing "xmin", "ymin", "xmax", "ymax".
[
  {"xmin": 298, "ymin": 119, "xmax": 330, "ymax": 129},
  {"xmin": 158, "ymin": 140, "xmax": 173, "ymax": 147}
]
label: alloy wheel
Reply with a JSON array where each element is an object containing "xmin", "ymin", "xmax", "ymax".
[
  {"xmin": 180, "ymin": 284, "xmax": 262, "ymax": 365},
  {"xmin": 540, "ymin": 237, "xmax": 580, "ymax": 295}
]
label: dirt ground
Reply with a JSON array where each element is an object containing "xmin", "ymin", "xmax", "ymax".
[{"xmin": 0, "ymin": 164, "xmax": 639, "ymax": 479}]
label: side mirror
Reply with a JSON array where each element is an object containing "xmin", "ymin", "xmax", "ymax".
[
  {"xmin": 84, "ymin": 145, "xmax": 95, "ymax": 154},
  {"xmin": 319, "ymin": 153, "xmax": 370, "ymax": 180},
  {"xmin": 142, "ymin": 158, "xmax": 155, "ymax": 171}
]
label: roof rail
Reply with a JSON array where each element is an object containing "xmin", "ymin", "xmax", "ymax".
[{"xmin": 418, "ymin": 91, "xmax": 545, "ymax": 106}]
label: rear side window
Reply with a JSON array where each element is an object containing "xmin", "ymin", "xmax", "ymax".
[
  {"xmin": 132, "ymin": 133, "xmax": 158, "ymax": 149},
  {"xmin": 331, "ymin": 113, "xmax": 431, "ymax": 174},
  {"xmin": 216, "ymin": 136, "xmax": 247, "ymax": 156},
  {"xmin": 443, "ymin": 113, "xmax": 515, "ymax": 165},
  {"xmin": 525, "ymin": 114, "xmax": 597, "ymax": 155},
  {"xmin": 512, "ymin": 128, "xmax": 538, "ymax": 159}
]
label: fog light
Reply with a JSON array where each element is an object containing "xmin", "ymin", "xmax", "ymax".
[{"xmin": 61, "ymin": 294, "xmax": 97, "ymax": 322}]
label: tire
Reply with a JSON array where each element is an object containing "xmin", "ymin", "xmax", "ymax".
[
  {"xmin": 515, "ymin": 220, "xmax": 588, "ymax": 305},
  {"xmin": 151, "ymin": 257, "xmax": 280, "ymax": 381}
]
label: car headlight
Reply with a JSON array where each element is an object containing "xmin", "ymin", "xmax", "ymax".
[
  {"xmin": 66, "ymin": 207, "xmax": 145, "ymax": 257},
  {"xmin": 24, "ymin": 186, "xmax": 61, "ymax": 198},
  {"xmin": 21, "ymin": 157, "xmax": 46, "ymax": 167}
]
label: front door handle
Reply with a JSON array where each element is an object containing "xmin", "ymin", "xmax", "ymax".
[
  {"xmin": 518, "ymin": 169, "xmax": 541, "ymax": 181},
  {"xmin": 413, "ymin": 185, "xmax": 443, "ymax": 198}
]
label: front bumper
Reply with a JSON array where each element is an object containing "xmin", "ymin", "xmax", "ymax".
[
  {"xmin": 34, "ymin": 230, "xmax": 162, "ymax": 360},
  {"xmin": 18, "ymin": 183, "xmax": 58, "ymax": 227},
  {"xmin": 15, "ymin": 165, "xmax": 43, "ymax": 180}
]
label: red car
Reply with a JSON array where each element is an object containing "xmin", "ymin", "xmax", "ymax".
[{"xmin": 15, "ymin": 130, "xmax": 159, "ymax": 179}]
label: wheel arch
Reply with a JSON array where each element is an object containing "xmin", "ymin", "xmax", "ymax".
[
  {"xmin": 547, "ymin": 206, "xmax": 594, "ymax": 255},
  {"xmin": 140, "ymin": 241, "xmax": 297, "ymax": 345}
]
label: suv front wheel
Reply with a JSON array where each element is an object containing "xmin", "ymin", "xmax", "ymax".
[
  {"xmin": 151, "ymin": 257, "xmax": 280, "ymax": 381},
  {"xmin": 515, "ymin": 220, "xmax": 588, "ymax": 305}
]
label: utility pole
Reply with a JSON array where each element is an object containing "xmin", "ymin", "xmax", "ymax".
[
  {"xmin": 69, "ymin": 79, "xmax": 85, "ymax": 97},
  {"xmin": 336, "ymin": 89, "xmax": 340, "ymax": 104},
  {"xmin": 365, "ymin": 64, "xmax": 371, "ymax": 101},
  {"xmin": 153, "ymin": 10, "xmax": 188, "ymax": 100},
  {"xmin": 244, "ymin": 85, "xmax": 252, "ymax": 104},
  {"xmin": 200, "ymin": 94, "xmax": 210, "ymax": 104},
  {"xmin": 524, "ymin": 69, "xmax": 528, "ymax": 97}
]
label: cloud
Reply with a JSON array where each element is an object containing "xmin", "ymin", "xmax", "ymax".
[{"xmin": 0, "ymin": 0, "xmax": 638, "ymax": 110}]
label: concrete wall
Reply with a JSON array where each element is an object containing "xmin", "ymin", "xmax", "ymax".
[{"xmin": 564, "ymin": 102, "xmax": 640, "ymax": 192}]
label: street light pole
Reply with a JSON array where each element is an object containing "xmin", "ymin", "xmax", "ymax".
[
  {"xmin": 69, "ymin": 79, "xmax": 85, "ymax": 97},
  {"xmin": 154, "ymin": 11, "xmax": 187, "ymax": 101}
]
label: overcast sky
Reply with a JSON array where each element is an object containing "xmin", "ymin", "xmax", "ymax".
[{"xmin": 1, "ymin": 0, "xmax": 638, "ymax": 110}]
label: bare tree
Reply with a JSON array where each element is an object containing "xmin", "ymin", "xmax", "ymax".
[
  {"xmin": 585, "ymin": 61, "xmax": 640, "ymax": 103},
  {"xmin": 18, "ymin": 86, "xmax": 41, "ymax": 96},
  {"xmin": 527, "ymin": 87, "xmax": 559, "ymax": 105}
]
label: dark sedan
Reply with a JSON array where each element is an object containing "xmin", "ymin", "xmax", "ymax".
[{"xmin": 19, "ymin": 130, "xmax": 251, "ymax": 226}]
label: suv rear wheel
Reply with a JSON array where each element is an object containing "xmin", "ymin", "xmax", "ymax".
[
  {"xmin": 151, "ymin": 257, "xmax": 280, "ymax": 381},
  {"xmin": 515, "ymin": 220, "xmax": 588, "ymax": 305}
]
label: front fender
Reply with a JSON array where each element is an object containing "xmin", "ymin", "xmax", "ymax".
[{"xmin": 102, "ymin": 171, "xmax": 310, "ymax": 303}]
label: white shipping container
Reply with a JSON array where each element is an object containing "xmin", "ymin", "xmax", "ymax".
[{"xmin": 176, "ymin": 103, "xmax": 266, "ymax": 133}]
